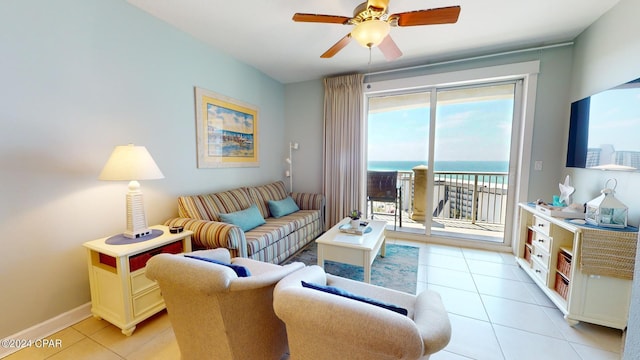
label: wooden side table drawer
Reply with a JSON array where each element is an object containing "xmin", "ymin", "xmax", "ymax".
[
  {"xmin": 531, "ymin": 243, "xmax": 550, "ymax": 269},
  {"xmin": 131, "ymin": 269, "xmax": 156, "ymax": 295},
  {"xmin": 533, "ymin": 216, "xmax": 551, "ymax": 236},
  {"xmin": 133, "ymin": 286, "xmax": 163, "ymax": 317},
  {"xmin": 532, "ymin": 259, "xmax": 549, "ymax": 284},
  {"xmin": 532, "ymin": 231, "xmax": 551, "ymax": 253}
]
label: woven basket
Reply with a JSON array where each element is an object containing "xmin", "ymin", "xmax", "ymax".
[
  {"xmin": 555, "ymin": 272, "xmax": 569, "ymax": 300},
  {"xmin": 557, "ymin": 251, "xmax": 572, "ymax": 278},
  {"xmin": 524, "ymin": 245, "xmax": 532, "ymax": 264}
]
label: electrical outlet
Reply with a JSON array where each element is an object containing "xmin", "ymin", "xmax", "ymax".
[{"xmin": 534, "ymin": 161, "xmax": 543, "ymax": 171}]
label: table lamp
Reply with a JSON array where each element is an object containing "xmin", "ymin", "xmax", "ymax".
[{"xmin": 99, "ymin": 144, "xmax": 164, "ymax": 238}]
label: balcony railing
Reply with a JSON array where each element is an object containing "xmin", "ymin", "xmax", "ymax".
[{"xmin": 390, "ymin": 170, "xmax": 508, "ymax": 229}]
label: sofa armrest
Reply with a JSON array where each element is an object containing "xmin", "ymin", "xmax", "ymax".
[
  {"xmin": 290, "ymin": 192, "xmax": 325, "ymax": 211},
  {"xmin": 273, "ymin": 276, "xmax": 423, "ymax": 359},
  {"xmin": 164, "ymin": 218, "xmax": 248, "ymax": 258},
  {"xmin": 291, "ymin": 192, "xmax": 325, "ymax": 231},
  {"xmin": 413, "ymin": 289, "xmax": 452, "ymax": 355}
]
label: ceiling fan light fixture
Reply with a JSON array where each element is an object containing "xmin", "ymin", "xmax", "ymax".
[{"xmin": 351, "ymin": 19, "xmax": 390, "ymax": 48}]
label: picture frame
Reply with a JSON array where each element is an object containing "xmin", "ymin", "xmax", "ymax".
[{"xmin": 195, "ymin": 87, "xmax": 259, "ymax": 168}]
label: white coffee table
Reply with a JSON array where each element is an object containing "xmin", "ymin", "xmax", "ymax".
[{"xmin": 315, "ymin": 218, "xmax": 387, "ymax": 283}]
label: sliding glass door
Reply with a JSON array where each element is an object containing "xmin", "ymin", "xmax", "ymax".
[
  {"xmin": 366, "ymin": 81, "xmax": 521, "ymax": 244},
  {"xmin": 430, "ymin": 83, "xmax": 516, "ymax": 241}
]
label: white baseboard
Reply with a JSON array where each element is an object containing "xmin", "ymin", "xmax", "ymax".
[{"xmin": 0, "ymin": 302, "xmax": 92, "ymax": 358}]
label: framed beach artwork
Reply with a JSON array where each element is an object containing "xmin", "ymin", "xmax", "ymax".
[{"xmin": 195, "ymin": 87, "xmax": 259, "ymax": 168}]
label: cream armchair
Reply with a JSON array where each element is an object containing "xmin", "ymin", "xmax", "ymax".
[
  {"xmin": 146, "ymin": 248, "xmax": 304, "ymax": 360},
  {"xmin": 273, "ymin": 265, "xmax": 451, "ymax": 360}
]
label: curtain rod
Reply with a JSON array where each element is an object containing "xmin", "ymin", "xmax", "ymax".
[{"xmin": 365, "ymin": 42, "xmax": 574, "ymax": 77}]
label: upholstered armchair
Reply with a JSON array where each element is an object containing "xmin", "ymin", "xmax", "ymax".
[
  {"xmin": 145, "ymin": 248, "xmax": 305, "ymax": 360},
  {"xmin": 273, "ymin": 265, "xmax": 451, "ymax": 360}
]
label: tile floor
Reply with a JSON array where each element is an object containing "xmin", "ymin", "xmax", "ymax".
[
  {"xmin": 408, "ymin": 240, "xmax": 625, "ymax": 360},
  {"xmin": 4, "ymin": 240, "xmax": 625, "ymax": 360}
]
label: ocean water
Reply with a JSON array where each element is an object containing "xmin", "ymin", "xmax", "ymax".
[{"xmin": 368, "ymin": 160, "xmax": 509, "ymax": 173}]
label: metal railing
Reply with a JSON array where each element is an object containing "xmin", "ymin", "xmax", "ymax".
[{"xmin": 395, "ymin": 170, "xmax": 508, "ymax": 227}]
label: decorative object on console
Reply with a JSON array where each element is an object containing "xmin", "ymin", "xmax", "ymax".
[
  {"xmin": 169, "ymin": 225, "xmax": 183, "ymax": 234},
  {"xmin": 558, "ymin": 175, "xmax": 575, "ymax": 206},
  {"xmin": 585, "ymin": 178, "xmax": 628, "ymax": 228},
  {"xmin": 542, "ymin": 175, "xmax": 584, "ymax": 217},
  {"xmin": 99, "ymin": 144, "xmax": 164, "ymax": 239},
  {"xmin": 285, "ymin": 141, "xmax": 299, "ymax": 193},
  {"xmin": 194, "ymin": 86, "xmax": 259, "ymax": 168},
  {"xmin": 349, "ymin": 209, "xmax": 362, "ymax": 228}
]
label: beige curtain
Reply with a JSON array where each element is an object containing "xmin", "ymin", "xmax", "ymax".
[{"xmin": 323, "ymin": 73, "xmax": 365, "ymax": 228}]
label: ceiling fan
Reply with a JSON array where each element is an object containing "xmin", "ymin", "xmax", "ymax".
[{"xmin": 292, "ymin": 0, "xmax": 461, "ymax": 61}]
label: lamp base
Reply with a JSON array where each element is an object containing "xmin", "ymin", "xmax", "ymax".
[
  {"xmin": 125, "ymin": 182, "xmax": 151, "ymax": 239},
  {"xmin": 123, "ymin": 228, "xmax": 153, "ymax": 239}
]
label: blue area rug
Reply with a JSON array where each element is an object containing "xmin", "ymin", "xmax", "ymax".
[{"xmin": 284, "ymin": 242, "xmax": 419, "ymax": 294}]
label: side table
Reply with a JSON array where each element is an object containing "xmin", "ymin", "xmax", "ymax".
[{"xmin": 83, "ymin": 225, "xmax": 192, "ymax": 335}]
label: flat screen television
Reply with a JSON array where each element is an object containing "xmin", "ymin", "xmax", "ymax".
[{"xmin": 566, "ymin": 77, "xmax": 640, "ymax": 171}]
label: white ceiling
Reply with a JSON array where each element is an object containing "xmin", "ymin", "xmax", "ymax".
[{"xmin": 126, "ymin": 0, "xmax": 620, "ymax": 84}]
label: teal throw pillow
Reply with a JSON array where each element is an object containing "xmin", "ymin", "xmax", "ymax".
[
  {"xmin": 301, "ymin": 281, "xmax": 408, "ymax": 316},
  {"xmin": 219, "ymin": 204, "xmax": 266, "ymax": 232},
  {"xmin": 184, "ymin": 255, "xmax": 251, "ymax": 277},
  {"xmin": 268, "ymin": 196, "xmax": 300, "ymax": 218}
]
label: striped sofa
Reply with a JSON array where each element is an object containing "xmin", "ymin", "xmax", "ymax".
[{"xmin": 165, "ymin": 181, "xmax": 325, "ymax": 264}]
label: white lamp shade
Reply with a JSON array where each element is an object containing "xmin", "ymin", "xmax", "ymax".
[
  {"xmin": 99, "ymin": 144, "xmax": 164, "ymax": 181},
  {"xmin": 351, "ymin": 20, "xmax": 390, "ymax": 48}
]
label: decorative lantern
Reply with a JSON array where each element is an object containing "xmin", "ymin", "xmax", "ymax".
[{"xmin": 585, "ymin": 179, "xmax": 628, "ymax": 228}]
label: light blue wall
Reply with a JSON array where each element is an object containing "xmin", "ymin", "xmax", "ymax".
[
  {"xmin": 284, "ymin": 80, "xmax": 325, "ymax": 194},
  {"xmin": 0, "ymin": 0, "xmax": 284, "ymax": 337}
]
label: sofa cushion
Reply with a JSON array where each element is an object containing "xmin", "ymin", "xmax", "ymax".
[
  {"xmin": 183, "ymin": 254, "xmax": 251, "ymax": 277},
  {"xmin": 178, "ymin": 188, "xmax": 253, "ymax": 222},
  {"xmin": 268, "ymin": 197, "xmax": 300, "ymax": 218},
  {"xmin": 301, "ymin": 281, "xmax": 408, "ymax": 316},
  {"xmin": 248, "ymin": 181, "xmax": 288, "ymax": 218},
  {"xmin": 244, "ymin": 210, "xmax": 320, "ymax": 254},
  {"xmin": 279, "ymin": 210, "xmax": 320, "ymax": 230},
  {"xmin": 177, "ymin": 194, "xmax": 219, "ymax": 221},
  {"xmin": 219, "ymin": 205, "xmax": 266, "ymax": 232},
  {"xmin": 245, "ymin": 220, "xmax": 295, "ymax": 255},
  {"xmin": 210, "ymin": 188, "xmax": 254, "ymax": 217}
]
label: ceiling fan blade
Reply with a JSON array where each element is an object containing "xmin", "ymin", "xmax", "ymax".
[
  {"xmin": 292, "ymin": 13, "xmax": 351, "ymax": 24},
  {"xmin": 321, "ymin": 34, "xmax": 352, "ymax": 58},
  {"xmin": 378, "ymin": 35, "xmax": 402, "ymax": 61},
  {"xmin": 392, "ymin": 6, "xmax": 461, "ymax": 27}
]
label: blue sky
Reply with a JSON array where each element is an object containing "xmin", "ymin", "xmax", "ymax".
[{"xmin": 368, "ymin": 99, "xmax": 514, "ymax": 162}]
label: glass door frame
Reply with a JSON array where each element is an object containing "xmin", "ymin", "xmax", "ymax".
[{"xmin": 363, "ymin": 61, "xmax": 540, "ymax": 248}]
